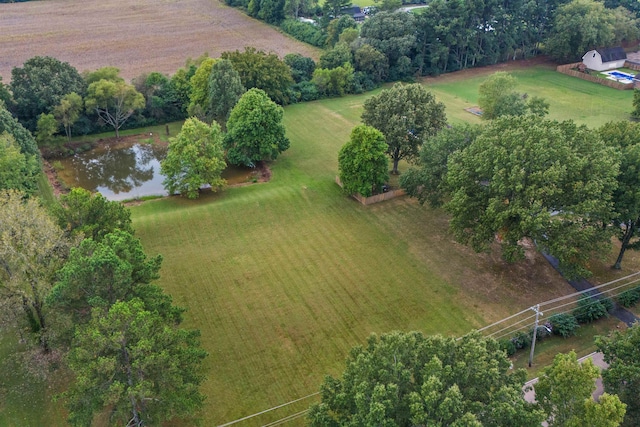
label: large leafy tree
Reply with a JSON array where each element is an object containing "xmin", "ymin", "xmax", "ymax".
[
  {"xmin": 221, "ymin": 47, "xmax": 294, "ymax": 104},
  {"xmin": 478, "ymin": 72, "xmax": 549, "ymax": 120},
  {"xmin": 445, "ymin": 115, "xmax": 618, "ymax": 278},
  {"xmin": 10, "ymin": 56, "xmax": 85, "ymax": 131},
  {"xmin": 338, "ymin": 124, "xmax": 389, "ymax": 197},
  {"xmin": 52, "ymin": 92, "xmax": 83, "ymax": 142},
  {"xmin": 0, "ymin": 191, "xmax": 71, "ymax": 352},
  {"xmin": 161, "ymin": 118, "xmax": 227, "ymax": 199},
  {"xmin": 535, "ymin": 351, "xmax": 626, "ymax": 427},
  {"xmin": 53, "ymin": 187, "xmax": 133, "ymax": 242},
  {"xmin": 84, "ymin": 74, "xmax": 145, "ymax": 139},
  {"xmin": 362, "ymin": 83, "xmax": 447, "ymax": 175},
  {"xmin": 47, "ymin": 230, "xmax": 180, "ymax": 324},
  {"xmin": 596, "ymin": 324, "xmax": 640, "ymax": 427},
  {"xmin": 308, "ymin": 331, "xmax": 544, "ymax": 426},
  {"xmin": 187, "ymin": 57, "xmax": 217, "ymax": 119},
  {"xmin": 64, "ymin": 299, "xmax": 207, "ymax": 427},
  {"xmin": 224, "ymin": 88, "xmax": 290, "ymax": 166},
  {"xmin": 545, "ymin": 0, "xmax": 638, "ymax": 62},
  {"xmin": 401, "ymin": 123, "xmax": 482, "ymax": 207},
  {"xmin": 599, "ymin": 121, "xmax": 640, "ymax": 269},
  {"xmin": 208, "ymin": 59, "xmax": 246, "ymax": 126}
]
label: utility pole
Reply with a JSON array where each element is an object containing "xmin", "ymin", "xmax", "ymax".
[{"xmin": 528, "ymin": 304, "xmax": 543, "ymax": 368}]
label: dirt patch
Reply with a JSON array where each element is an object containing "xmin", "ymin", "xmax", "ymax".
[{"xmin": 0, "ymin": 0, "xmax": 320, "ymax": 82}]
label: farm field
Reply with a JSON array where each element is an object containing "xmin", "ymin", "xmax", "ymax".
[
  {"xmin": 1, "ymin": 63, "xmax": 638, "ymax": 426},
  {"xmin": 0, "ymin": 0, "xmax": 320, "ymax": 82}
]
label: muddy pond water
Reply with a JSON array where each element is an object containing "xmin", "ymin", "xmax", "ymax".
[{"xmin": 56, "ymin": 140, "xmax": 256, "ymax": 201}]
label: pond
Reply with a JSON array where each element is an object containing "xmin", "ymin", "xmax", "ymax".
[{"xmin": 55, "ymin": 140, "xmax": 257, "ymax": 201}]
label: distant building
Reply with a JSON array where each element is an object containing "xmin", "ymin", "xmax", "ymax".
[
  {"xmin": 582, "ymin": 47, "xmax": 627, "ymax": 71},
  {"xmin": 341, "ymin": 5, "xmax": 365, "ymax": 22}
]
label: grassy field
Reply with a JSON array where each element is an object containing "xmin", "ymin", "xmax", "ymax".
[
  {"xmin": 129, "ymin": 64, "xmax": 638, "ymax": 425},
  {"xmin": 422, "ymin": 61, "xmax": 635, "ymax": 126},
  {"xmin": 2, "ymin": 63, "xmax": 638, "ymax": 426},
  {"xmin": 0, "ymin": 0, "xmax": 320, "ymax": 82}
]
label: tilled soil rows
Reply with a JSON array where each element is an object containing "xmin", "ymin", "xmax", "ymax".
[{"xmin": 0, "ymin": 0, "xmax": 319, "ymax": 81}]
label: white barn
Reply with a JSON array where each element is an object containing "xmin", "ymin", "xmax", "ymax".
[{"xmin": 582, "ymin": 47, "xmax": 627, "ymax": 71}]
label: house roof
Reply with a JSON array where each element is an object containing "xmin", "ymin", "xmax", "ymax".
[{"xmin": 597, "ymin": 47, "xmax": 627, "ymax": 62}]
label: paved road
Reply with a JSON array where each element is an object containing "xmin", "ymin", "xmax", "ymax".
[
  {"xmin": 541, "ymin": 252, "xmax": 639, "ymax": 326},
  {"xmin": 523, "ymin": 351, "xmax": 609, "ymax": 404}
]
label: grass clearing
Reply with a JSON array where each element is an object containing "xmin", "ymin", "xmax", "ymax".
[{"xmin": 423, "ymin": 62, "xmax": 634, "ymax": 126}]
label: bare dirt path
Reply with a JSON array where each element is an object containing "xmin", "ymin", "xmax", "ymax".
[{"xmin": 0, "ymin": 0, "xmax": 320, "ymax": 82}]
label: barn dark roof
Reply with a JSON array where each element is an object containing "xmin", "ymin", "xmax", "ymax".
[{"xmin": 597, "ymin": 47, "xmax": 627, "ymax": 62}]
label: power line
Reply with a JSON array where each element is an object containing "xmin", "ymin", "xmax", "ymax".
[
  {"xmin": 216, "ymin": 393, "xmax": 319, "ymax": 427},
  {"xmin": 216, "ymin": 272, "xmax": 640, "ymax": 426}
]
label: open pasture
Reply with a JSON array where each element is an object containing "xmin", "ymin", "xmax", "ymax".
[{"xmin": 0, "ymin": 0, "xmax": 320, "ymax": 82}]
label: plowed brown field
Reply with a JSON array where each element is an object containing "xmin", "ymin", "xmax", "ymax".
[{"xmin": 0, "ymin": 0, "xmax": 320, "ymax": 82}]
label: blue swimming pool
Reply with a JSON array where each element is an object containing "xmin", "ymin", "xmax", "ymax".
[{"xmin": 607, "ymin": 70, "xmax": 635, "ymax": 79}]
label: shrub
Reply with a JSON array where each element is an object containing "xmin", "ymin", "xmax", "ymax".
[
  {"xmin": 549, "ymin": 313, "xmax": 579, "ymax": 338},
  {"xmin": 573, "ymin": 295, "xmax": 609, "ymax": 323},
  {"xmin": 280, "ymin": 19, "xmax": 327, "ymax": 47},
  {"xmin": 600, "ymin": 297, "xmax": 614, "ymax": 313},
  {"xmin": 618, "ymin": 287, "xmax": 640, "ymax": 308},
  {"xmin": 499, "ymin": 338, "xmax": 516, "ymax": 356},
  {"xmin": 511, "ymin": 331, "xmax": 532, "ymax": 350}
]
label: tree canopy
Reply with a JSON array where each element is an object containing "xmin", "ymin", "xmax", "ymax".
[
  {"xmin": 0, "ymin": 191, "xmax": 71, "ymax": 352},
  {"xmin": 64, "ymin": 298, "xmax": 206, "ymax": 427},
  {"xmin": 478, "ymin": 72, "xmax": 549, "ymax": 120},
  {"xmin": 53, "ymin": 187, "xmax": 133, "ymax": 242},
  {"xmin": 596, "ymin": 323, "xmax": 640, "ymax": 427},
  {"xmin": 401, "ymin": 123, "xmax": 482, "ymax": 207},
  {"xmin": 445, "ymin": 115, "xmax": 618, "ymax": 277},
  {"xmin": 545, "ymin": 0, "xmax": 639, "ymax": 62},
  {"xmin": 0, "ymin": 105, "xmax": 40, "ymax": 195},
  {"xmin": 208, "ymin": 59, "xmax": 246, "ymax": 126},
  {"xmin": 84, "ymin": 76, "xmax": 145, "ymax": 138},
  {"xmin": 10, "ymin": 56, "xmax": 85, "ymax": 131},
  {"xmin": 187, "ymin": 57, "xmax": 217, "ymax": 119},
  {"xmin": 362, "ymin": 83, "xmax": 447, "ymax": 174},
  {"xmin": 48, "ymin": 230, "xmax": 171, "ymax": 324},
  {"xmin": 599, "ymin": 121, "xmax": 640, "ymax": 269},
  {"xmin": 338, "ymin": 124, "xmax": 389, "ymax": 197},
  {"xmin": 221, "ymin": 47, "xmax": 294, "ymax": 104},
  {"xmin": 535, "ymin": 351, "xmax": 626, "ymax": 427},
  {"xmin": 308, "ymin": 331, "xmax": 544, "ymax": 426},
  {"xmin": 224, "ymin": 88, "xmax": 290, "ymax": 166},
  {"xmin": 161, "ymin": 117, "xmax": 227, "ymax": 199}
]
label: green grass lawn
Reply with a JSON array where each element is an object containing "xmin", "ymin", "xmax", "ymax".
[
  {"xmin": 2, "ymin": 63, "xmax": 637, "ymax": 426},
  {"xmin": 424, "ymin": 64, "xmax": 635, "ymax": 126}
]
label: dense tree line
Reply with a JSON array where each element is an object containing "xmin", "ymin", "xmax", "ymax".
[
  {"xmin": 225, "ymin": 0, "xmax": 639, "ymax": 80},
  {"xmin": 0, "ymin": 188, "xmax": 208, "ymax": 425}
]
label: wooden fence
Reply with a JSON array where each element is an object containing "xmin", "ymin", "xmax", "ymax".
[
  {"xmin": 556, "ymin": 62, "xmax": 633, "ymax": 90},
  {"xmin": 335, "ymin": 176, "xmax": 406, "ymax": 205}
]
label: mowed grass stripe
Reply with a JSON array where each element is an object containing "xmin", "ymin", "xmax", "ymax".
[{"xmin": 133, "ymin": 185, "xmax": 475, "ymax": 424}]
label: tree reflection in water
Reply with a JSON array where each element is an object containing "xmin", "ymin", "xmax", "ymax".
[{"xmin": 62, "ymin": 142, "xmax": 167, "ymax": 200}]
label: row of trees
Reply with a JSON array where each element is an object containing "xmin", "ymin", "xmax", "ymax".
[
  {"xmin": 309, "ymin": 329, "xmax": 639, "ymax": 426},
  {"xmin": 0, "ymin": 188, "xmax": 207, "ymax": 425},
  {"xmin": 228, "ymin": 0, "xmax": 639, "ymax": 80}
]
